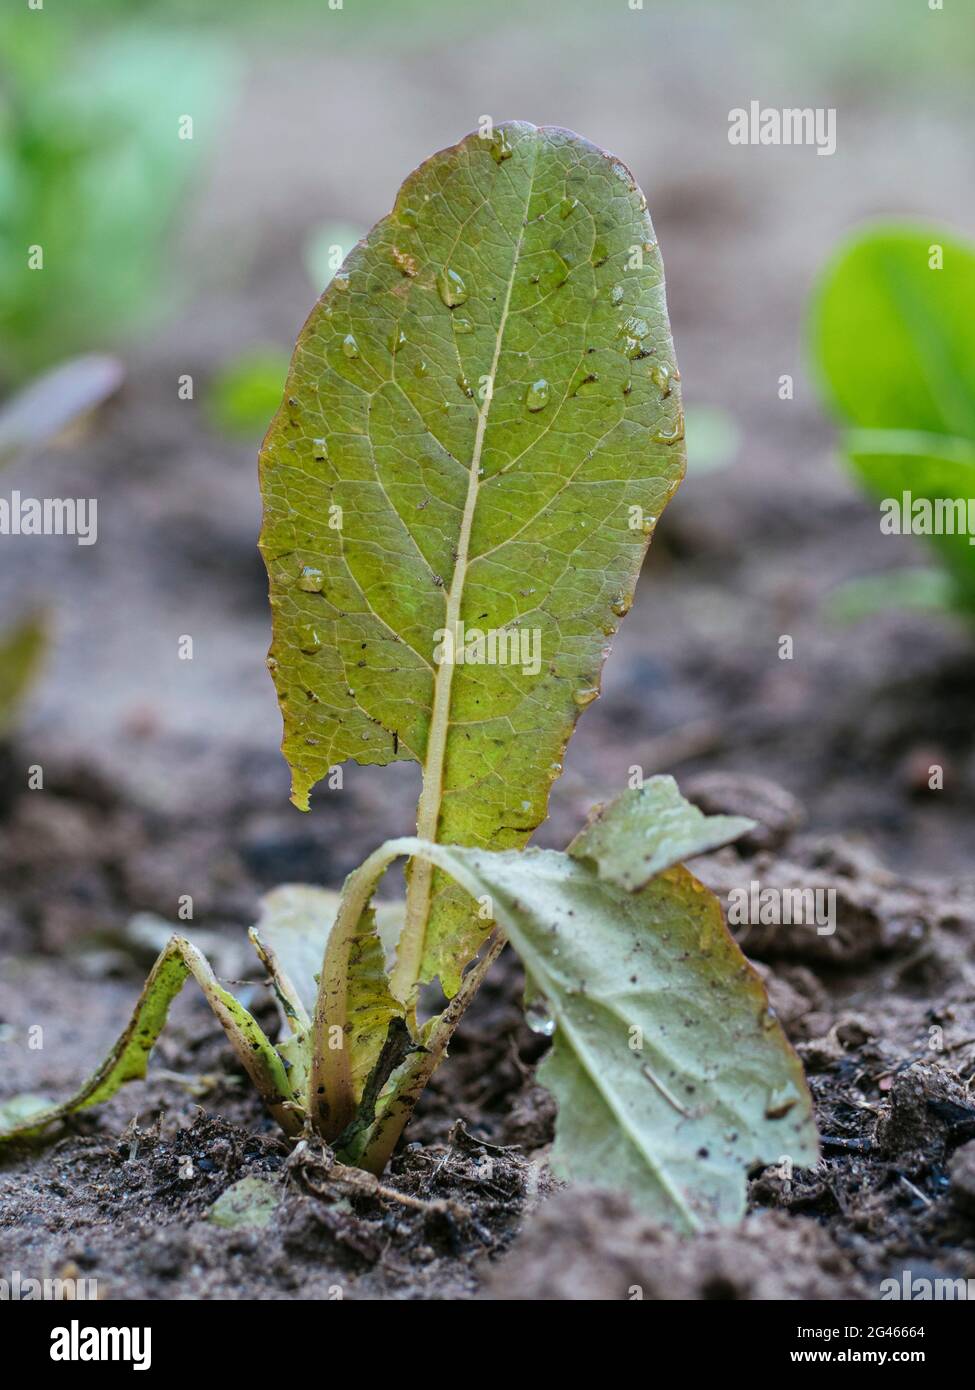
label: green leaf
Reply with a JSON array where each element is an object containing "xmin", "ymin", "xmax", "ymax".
[
  {"xmin": 307, "ymin": 821, "xmax": 818, "ymax": 1226},
  {"xmin": 811, "ymin": 223, "xmax": 975, "ymax": 439},
  {"xmin": 0, "ymin": 31, "xmax": 235, "ymax": 378},
  {"xmin": 0, "ymin": 611, "xmax": 47, "ymax": 740},
  {"xmin": 811, "ymin": 224, "xmax": 975, "ymax": 613},
  {"xmin": 208, "ymin": 1176, "xmax": 280, "ymax": 1231},
  {"xmin": 0, "ymin": 937, "xmax": 301, "ymax": 1143},
  {"xmin": 844, "ymin": 428, "xmax": 975, "ymax": 610},
  {"xmin": 825, "ymin": 567, "xmax": 954, "ymax": 623},
  {"xmin": 260, "ymin": 121, "xmax": 686, "ymax": 997},
  {"xmin": 250, "ymin": 884, "xmax": 406, "ymax": 1140},
  {"xmin": 569, "ymin": 776, "xmax": 755, "ymax": 890},
  {"xmin": 208, "ymin": 350, "xmax": 290, "ymax": 439}
]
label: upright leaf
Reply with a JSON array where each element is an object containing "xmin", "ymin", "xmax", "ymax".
[
  {"xmin": 811, "ymin": 224, "xmax": 975, "ymax": 611},
  {"xmin": 811, "ymin": 223, "xmax": 975, "ymax": 439},
  {"xmin": 260, "ymin": 121, "xmax": 686, "ymax": 996}
]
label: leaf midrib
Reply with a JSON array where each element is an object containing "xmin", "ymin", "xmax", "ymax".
[{"xmin": 391, "ymin": 137, "xmax": 541, "ymax": 1002}]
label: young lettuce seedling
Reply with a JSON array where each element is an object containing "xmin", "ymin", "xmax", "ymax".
[{"xmin": 0, "ymin": 125, "xmax": 817, "ymax": 1229}]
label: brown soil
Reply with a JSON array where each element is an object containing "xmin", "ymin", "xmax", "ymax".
[{"xmin": 3, "ymin": 2, "xmax": 975, "ymax": 1300}]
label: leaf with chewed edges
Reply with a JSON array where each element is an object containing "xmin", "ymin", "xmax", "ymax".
[
  {"xmin": 569, "ymin": 776, "xmax": 755, "ymax": 891},
  {"xmin": 259, "ymin": 121, "xmax": 686, "ymax": 998}
]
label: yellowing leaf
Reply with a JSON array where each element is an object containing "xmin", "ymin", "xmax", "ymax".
[{"xmin": 260, "ymin": 122, "xmax": 686, "ymax": 996}]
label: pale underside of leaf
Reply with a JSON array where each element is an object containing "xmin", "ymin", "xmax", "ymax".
[
  {"xmin": 0, "ymin": 937, "xmax": 301, "ymax": 1143},
  {"xmin": 569, "ymin": 775, "xmax": 755, "ymax": 890},
  {"xmin": 259, "ymin": 121, "xmax": 687, "ymax": 997},
  {"xmin": 304, "ymin": 832, "xmax": 819, "ymax": 1227}
]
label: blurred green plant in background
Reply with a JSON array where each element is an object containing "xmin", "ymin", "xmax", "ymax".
[
  {"xmin": 0, "ymin": 12, "xmax": 234, "ymax": 382},
  {"xmin": 812, "ymin": 224, "xmax": 975, "ymax": 621}
]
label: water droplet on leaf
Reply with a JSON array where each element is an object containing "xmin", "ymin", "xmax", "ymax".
[
  {"xmin": 525, "ymin": 379, "xmax": 550, "ymax": 412},
  {"xmin": 437, "ymin": 267, "xmax": 468, "ymax": 307},
  {"xmin": 653, "ymin": 410, "xmax": 685, "ymax": 445},
  {"xmin": 526, "ymin": 997, "xmax": 556, "ymax": 1037},
  {"xmin": 297, "ymin": 566, "xmax": 324, "ymax": 593},
  {"xmin": 489, "ymin": 128, "xmax": 513, "ymax": 163}
]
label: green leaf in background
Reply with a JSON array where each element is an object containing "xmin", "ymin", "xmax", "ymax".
[
  {"xmin": 811, "ymin": 224, "xmax": 975, "ymax": 613},
  {"xmin": 569, "ymin": 775, "xmax": 755, "ymax": 890},
  {"xmin": 0, "ymin": 611, "xmax": 47, "ymax": 741},
  {"xmin": 811, "ymin": 224, "xmax": 975, "ymax": 439},
  {"xmin": 825, "ymin": 566, "xmax": 954, "ymax": 624},
  {"xmin": 683, "ymin": 404, "xmax": 740, "ymax": 474},
  {"xmin": 0, "ymin": 28, "xmax": 234, "ymax": 378},
  {"xmin": 260, "ymin": 121, "xmax": 687, "ymax": 999},
  {"xmin": 845, "ymin": 428, "xmax": 975, "ymax": 609},
  {"xmin": 209, "ymin": 350, "xmax": 290, "ymax": 438}
]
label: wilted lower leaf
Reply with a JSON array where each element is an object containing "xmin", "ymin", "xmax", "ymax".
[
  {"xmin": 0, "ymin": 937, "xmax": 300, "ymax": 1143},
  {"xmin": 569, "ymin": 776, "xmax": 755, "ymax": 890},
  {"xmin": 319, "ymin": 826, "xmax": 818, "ymax": 1228},
  {"xmin": 260, "ymin": 121, "xmax": 686, "ymax": 996}
]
